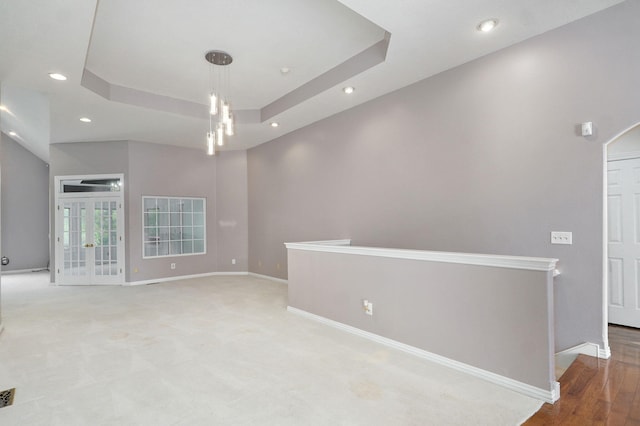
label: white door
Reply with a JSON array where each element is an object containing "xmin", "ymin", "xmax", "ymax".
[
  {"xmin": 608, "ymin": 157, "xmax": 640, "ymax": 327},
  {"xmin": 56, "ymin": 198, "xmax": 124, "ymax": 285}
]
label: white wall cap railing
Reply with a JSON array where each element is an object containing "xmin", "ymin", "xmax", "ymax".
[{"xmin": 285, "ymin": 239, "xmax": 558, "ymax": 272}]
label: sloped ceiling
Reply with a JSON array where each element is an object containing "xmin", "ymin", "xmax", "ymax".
[{"xmin": 0, "ymin": 0, "xmax": 626, "ymax": 161}]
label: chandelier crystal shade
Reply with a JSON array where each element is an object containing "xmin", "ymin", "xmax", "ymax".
[{"xmin": 205, "ymin": 50, "xmax": 235, "ymax": 155}]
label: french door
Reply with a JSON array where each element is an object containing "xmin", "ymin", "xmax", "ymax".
[{"xmin": 56, "ymin": 197, "xmax": 124, "ymax": 285}]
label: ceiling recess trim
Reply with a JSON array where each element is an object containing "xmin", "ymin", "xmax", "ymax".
[
  {"xmin": 80, "ymin": 31, "xmax": 391, "ymax": 125},
  {"xmin": 261, "ymin": 31, "xmax": 391, "ymax": 122}
]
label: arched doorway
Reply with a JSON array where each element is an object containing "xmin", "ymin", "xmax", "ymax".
[{"xmin": 604, "ymin": 123, "xmax": 640, "ymax": 340}]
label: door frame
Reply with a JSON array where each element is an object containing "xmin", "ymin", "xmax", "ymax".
[{"xmin": 54, "ymin": 174, "xmax": 125, "ymax": 285}]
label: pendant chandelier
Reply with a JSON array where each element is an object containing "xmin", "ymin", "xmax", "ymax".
[{"xmin": 205, "ymin": 50, "xmax": 234, "ymax": 156}]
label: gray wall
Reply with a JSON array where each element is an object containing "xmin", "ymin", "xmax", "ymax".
[
  {"xmin": 215, "ymin": 150, "xmax": 249, "ymax": 272},
  {"xmin": 1, "ymin": 133, "xmax": 49, "ymax": 271},
  {"xmin": 0, "ymin": 106, "xmax": 2, "ymax": 327},
  {"xmin": 288, "ymin": 247, "xmax": 556, "ymax": 393},
  {"xmin": 0, "ymin": 86, "xmax": 3, "ymax": 330},
  {"xmin": 248, "ymin": 1, "xmax": 640, "ymax": 352},
  {"xmin": 127, "ymin": 141, "xmax": 216, "ymax": 281},
  {"xmin": 50, "ymin": 140, "xmax": 248, "ymax": 283}
]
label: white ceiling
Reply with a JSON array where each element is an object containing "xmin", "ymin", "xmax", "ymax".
[{"xmin": 0, "ymin": 0, "xmax": 626, "ymax": 161}]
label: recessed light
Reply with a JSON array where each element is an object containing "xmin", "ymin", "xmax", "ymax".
[
  {"xmin": 343, "ymin": 86, "xmax": 355, "ymax": 94},
  {"xmin": 477, "ymin": 19, "xmax": 498, "ymax": 33},
  {"xmin": 48, "ymin": 73, "xmax": 68, "ymax": 81},
  {"xmin": 280, "ymin": 67, "xmax": 290, "ymax": 75},
  {"xmin": 8, "ymin": 131, "xmax": 17, "ymax": 137},
  {"xmin": 79, "ymin": 117, "xmax": 92, "ymax": 123},
  {"xmin": 270, "ymin": 122, "xmax": 279, "ymax": 128}
]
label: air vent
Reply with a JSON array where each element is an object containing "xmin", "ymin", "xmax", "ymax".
[{"xmin": 0, "ymin": 388, "xmax": 15, "ymax": 408}]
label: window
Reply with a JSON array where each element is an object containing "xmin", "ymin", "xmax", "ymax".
[
  {"xmin": 60, "ymin": 177, "xmax": 122, "ymax": 193},
  {"xmin": 143, "ymin": 196, "xmax": 206, "ymax": 258}
]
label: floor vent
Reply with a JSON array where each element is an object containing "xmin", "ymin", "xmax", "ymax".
[{"xmin": 0, "ymin": 388, "xmax": 15, "ymax": 408}]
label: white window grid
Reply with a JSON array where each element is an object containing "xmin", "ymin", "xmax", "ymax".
[{"xmin": 142, "ymin": 196, "xmax": 206, "ymax": 258}]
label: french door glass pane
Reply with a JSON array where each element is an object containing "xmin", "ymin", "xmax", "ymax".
[
  {"xmin": 93, "ymin": 200, "xmax": 118, "ymax": 277},
  {"xmin": 63, "ymin": 202, "xmax": 88, "ymax": 278}
]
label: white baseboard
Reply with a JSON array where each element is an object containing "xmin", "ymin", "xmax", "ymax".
[
  {"xmin": 555, "ymin": 342, "xmax": 610, "ymax": 360},
  {"xmin": 127, "ymin": 271, "xmax": 248, "ymax": 286},
  {"xmin": 1, "ymin": 267, "xmax": 49, "ymax": 275},
  {"xmin": 248, "ymin": 272, "xmax": 288, "ymax": 284},
  {"xmin": 555, "ymin": 342, "xmax": 600, "ymax": 358},
  {"xmin": 598, "ymin": 345, "xmax": 611, "ymax": 359},
  {"xmin": 287, "ymin": 306, "xmax": 559, "ymax": 404}
]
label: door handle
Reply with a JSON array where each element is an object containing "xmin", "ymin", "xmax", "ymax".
[{"xmin": 84, "ymin": 243, "xmax": 95, "ymax": 248}]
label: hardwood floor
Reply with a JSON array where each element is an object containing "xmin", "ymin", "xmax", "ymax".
[{"xmin": 524, "ymin": 325, "xmax": 640, "ymax": 425}]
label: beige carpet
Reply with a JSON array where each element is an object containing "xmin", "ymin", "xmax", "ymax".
[{"xmin": 0, "ymin": 272, "xmax": 542, "ymax": 425}]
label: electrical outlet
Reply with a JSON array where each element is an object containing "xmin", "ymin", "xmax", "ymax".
[
  {"xmin": 551, "ymin": 231, "xmax": 572, "ymax": 245},
  {"xmin": 232, "ymin": 258, "xmax": 236, "ymax": 265},
  {"xmin": 170, "ymin": 263, "xmax": 176, "ymax": 270},
  {"xmin": 363, "ymin": 300, "xmax": 373, "ymax": 316}
]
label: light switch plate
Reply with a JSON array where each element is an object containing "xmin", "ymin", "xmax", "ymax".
[{"xmin": 551, "ymin": 231, "xmax": 572, "ymax": 245}]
